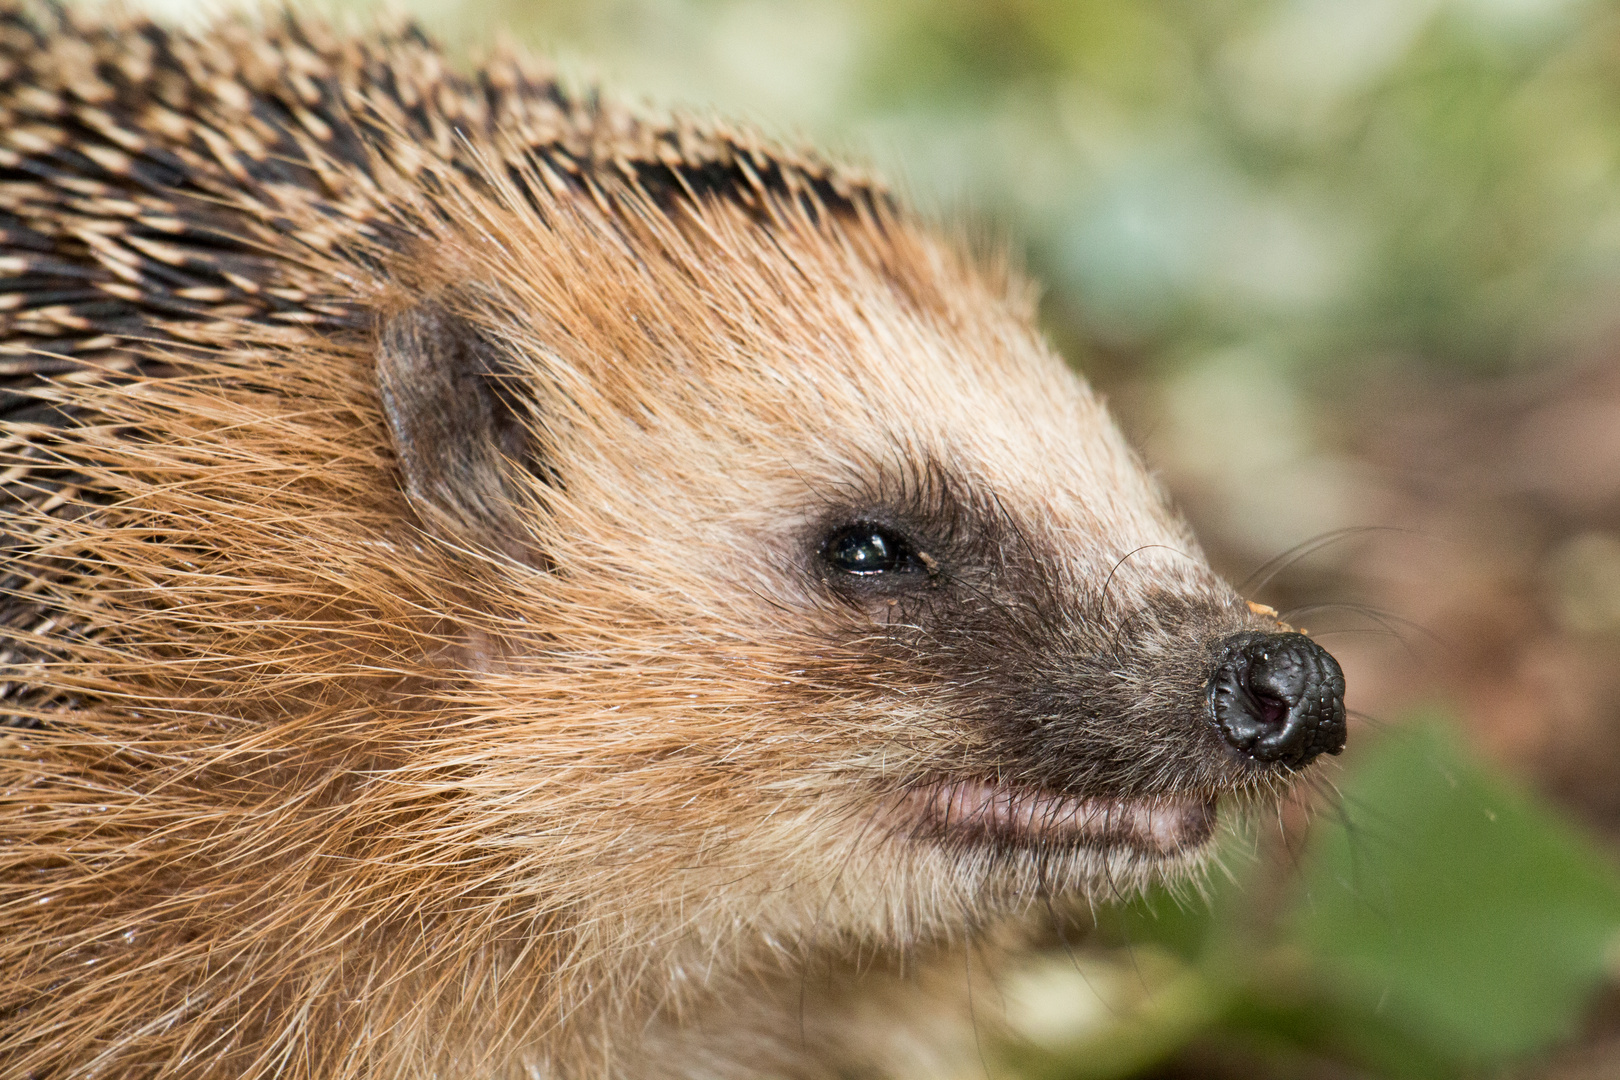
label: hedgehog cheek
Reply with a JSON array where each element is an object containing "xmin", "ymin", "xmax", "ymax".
[{"xmin": 376, "ymin": 300, "xmax": 542, "ymax": 560}]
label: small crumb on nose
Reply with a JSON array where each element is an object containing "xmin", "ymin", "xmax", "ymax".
[{"xmin": 1247, "ymin": 601, "xmax": 1279, "ymax": 618}]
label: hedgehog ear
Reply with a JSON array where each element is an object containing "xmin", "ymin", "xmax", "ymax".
[{"xmin": 376, "ymin": 302, "xmax": 536, "ymax": 553}]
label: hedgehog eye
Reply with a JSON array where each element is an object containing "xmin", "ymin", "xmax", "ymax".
[{"xmin": 823, "ymin": 524, "xmax": 917, "ymax": 575}]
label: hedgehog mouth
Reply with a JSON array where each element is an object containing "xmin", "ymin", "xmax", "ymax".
[{"xmin": 906, "ymin": 780, "xmax": 1217, "ymax": 855}]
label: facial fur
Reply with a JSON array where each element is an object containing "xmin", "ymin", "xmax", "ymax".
[{"xmin": 0, "ymin": 5, "xmax": 1340, "ymax": 1078}]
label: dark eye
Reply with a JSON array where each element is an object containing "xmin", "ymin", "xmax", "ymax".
[{"xmin": 824, "ymin": 524, "xmax": 915, "ymax": 575}]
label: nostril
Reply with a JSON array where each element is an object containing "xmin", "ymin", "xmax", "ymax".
[
  {"xmin": 1251, "ymin": 689, "xmax": 1288, "ymax": 728},
  {"xmin": 1207, "ymin": 631, "xmax": 1347, "ymax": 768}
]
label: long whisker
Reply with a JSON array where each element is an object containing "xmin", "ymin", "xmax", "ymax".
[
  {"xmin": 1241, "ymin": 526, "xmax": 1420, "ymax": 596},
  {"xmin": 1099, "ymin": 543, "xmax": 1200, "ymax": 610},
  {"xmin": 1280, "ymin": 601, "xmax": 1444, "ymax": 655},
  {"xmin": 1039, "ymin": 891, "xmax": 1125, "ymax": 1022},
  {"xmin": 1346, "ymin": 708, "xmax": 1393, "ymax": 732}
]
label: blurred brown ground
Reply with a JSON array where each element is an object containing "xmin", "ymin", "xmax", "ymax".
[{"xmin": 1113, "ymin": 346, "xmax": 1620, "ymax": 1078}]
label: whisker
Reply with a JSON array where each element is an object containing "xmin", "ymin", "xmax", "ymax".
[
  {"xmin": 1280, "ymin": 601, "xmax": 1444, "ymax": 657},
  {"xmin": 1039, "ymin": 891, "xmax": 1124, "ymax": 1022},
  {"xmin": 963, "ymin": 936, "xmax": 993, "ymax": 1080},
  {"xmin": 1099, "ymin": 543, "xmax": 1200, "ymax": 611},
  {"xmin": 1346, "ymin": 708, "xmax": 1393, "ymax": 732},
  {"xmin": 1303, "ymin": 627, "xmax": 1408, "ymax": 641},
  {"xmin": 1241, "ymin": 526, "xmax": 1421, "ymax": 596}
]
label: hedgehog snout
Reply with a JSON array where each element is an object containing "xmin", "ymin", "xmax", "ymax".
[{"xmin": 1206, "ymin": 631, "xmax": 1347, "ymax": 768}]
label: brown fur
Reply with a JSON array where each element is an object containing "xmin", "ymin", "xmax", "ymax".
[{"xmin": 0, "ymin": 4, "xmax": 1298, "ymax": 1077}]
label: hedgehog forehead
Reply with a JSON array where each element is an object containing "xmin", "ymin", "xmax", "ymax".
[
  {"xmin": 471, "ymin": 203, "xmax": 1084, "ymax": 452},
  {"xmin": 444, "ymin": 185, "xmax": 1030, "ymax": 413},
  {"xmin": 447, "ymin": 189, "xmax": 1195, "ymax": 587}
]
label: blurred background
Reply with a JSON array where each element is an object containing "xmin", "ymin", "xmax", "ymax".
[{"xmin": 178, "ymin": 0, "xmax": 1620, "ymax": 1075}]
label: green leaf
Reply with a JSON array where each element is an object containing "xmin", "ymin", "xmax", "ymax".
[{"xmin": 1291, "ymin": 714, "xmax": 1620, "ymax": 1063}]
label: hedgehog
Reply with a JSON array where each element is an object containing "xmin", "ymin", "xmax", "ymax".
[{"xmin": 0, "ymin": 3, "xmax": 1348, "ymax": 1078}]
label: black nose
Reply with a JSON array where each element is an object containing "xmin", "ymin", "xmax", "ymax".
[{"xmin": 1207, "ymin": 631, "xmax": 1346, "ymax": 767}]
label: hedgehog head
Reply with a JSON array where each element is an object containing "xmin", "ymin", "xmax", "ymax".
[{"xmin": 357, "ymin": 175, "xmax": 1339, "ymax": 948}]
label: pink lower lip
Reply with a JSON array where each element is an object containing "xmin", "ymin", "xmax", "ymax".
[{"xmin": 907, "ymin": 780, "xmax": 1216, "ymax": 855}]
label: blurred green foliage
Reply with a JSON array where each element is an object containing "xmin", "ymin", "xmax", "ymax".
[
  {"xmin": 370, "ymin": 0, "xmax": 1620, "ymax": 385},
  {"xmin": 1295, "ymin": 720, "xmax": 1620, "ymax": 1062},
  {"xmin": 1003, "ymin": 719, "xmax": 1620, "ymax": 1078}
]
